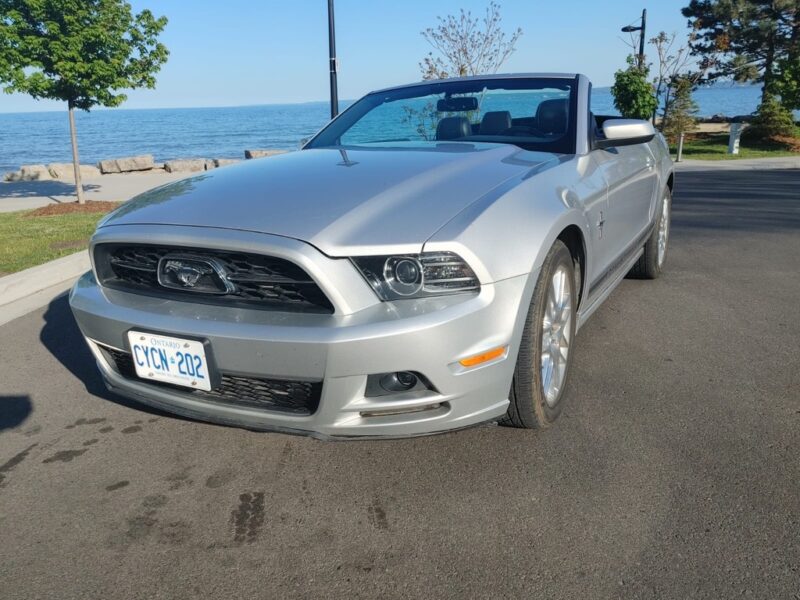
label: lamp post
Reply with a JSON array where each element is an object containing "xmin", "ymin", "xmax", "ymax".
[
  {"xmin": 621, "ymin": 8, "xmax": 647, "ymax": 69},
  {"xmin": 327, "ymin": 0, "xmax": 339, "ymax": 119}
]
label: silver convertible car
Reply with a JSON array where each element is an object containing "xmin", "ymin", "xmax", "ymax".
[{"xmin": 70, "ymin": 73, "xmax": 674, "ymax": 438}]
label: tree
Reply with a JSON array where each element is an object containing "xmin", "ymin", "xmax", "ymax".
[
  {"xmin": 419, "ymin": 1, "xmax": 522, "ymax": 80},
  {"xmin": 743, "ymin": 92, "xmax": 798, "ymax": 140},
  {"xmin": 650, "ymin": 31, "xmax": 708, "ymax": 124},
  {"xmin": 661, "ymin": 75, "xmax": 699, "ymax": 142},
  {"xmin": 405, "ymin": 2, "xmax": 522, "ymax": 140},
  {"xmin": 611, "ymin": 56, "xmax": 658, "ymax": 120},
  {"xmin": 681, "ymin": 0, "xmax": 800, "ymax": 105},
  {"xmin": 774, "ymin": 54, "xmax": 800, "ymax": 110},
  {"xmin": 0, "ymin": 0, "xmax": 168, "ymax": 203}
]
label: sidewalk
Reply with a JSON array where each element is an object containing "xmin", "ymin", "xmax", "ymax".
[
  {"xmin": 675, "ymin": 156, "xmax": 800, "ymax": 171},
  {"xmin": 0, "ymin": 170, "xmax": 191, "ymax": 213}
]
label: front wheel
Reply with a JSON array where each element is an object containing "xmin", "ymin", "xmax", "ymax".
[
  {"xmin": 502, "ymin": 240, "xmax": 576, "ymax": 429},
  {"xmin": 628, "ymin": 188, "xmax": 671, "ymax": 279}
]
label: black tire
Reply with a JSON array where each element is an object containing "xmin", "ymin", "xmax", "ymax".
[
  {"xmin": 502, "ymin": 240, "xmax": 576, "ymax": 429},
  {"xmin": 628, "ymin": 188, "xmax": 671, "ymax": 279}
]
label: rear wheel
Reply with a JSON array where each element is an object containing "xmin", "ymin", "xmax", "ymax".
[
  {"xmin": 502, "ymin": 240, "xmax": 576, "ymax": 429},
  {"xmin": 628, "ymin": 188, "xmax": 671, "ymax": 279}
]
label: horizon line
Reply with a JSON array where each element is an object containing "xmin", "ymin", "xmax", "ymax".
[{"xmin": 0, "ymin": 81, "xmax": 763, "ymax": 115}]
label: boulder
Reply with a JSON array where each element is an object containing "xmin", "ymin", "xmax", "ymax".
[
  {"xmin": 213, "ymin": 158, "xmax": 241, "ymax": 168},
  {"xmin": 204, "ymin": 159, "xmax": 216, "ymax": 171},
  {"xmin": 97, "ymin": 158, "xmax": 120, "ymax": 174},
  {"xmin": 115, "ymin": 154, "xmax": 154, "ymax": 172},
  {"xmin": 18, "ymin": 164, "xmax": 53, "ymax": 181},
  {"xmin": 164, "ymin": 159, "xmax": 207, "ymax": 173},
  {"xmin": 97, "ymin": 154, "xmax": 154, "ymax": 174},
  {"xmin": 3, "ymin": 171, "xmax": 21, "ymax": 182},
  {"xmin": 244, "ymin": 149, "xmax": 287, "ymax": 159},
  {"xmin": 47, "ymin": 163, "xmax": 102, "ymax": 181}
]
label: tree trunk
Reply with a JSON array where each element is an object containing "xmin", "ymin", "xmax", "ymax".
[
  {"xmin": 653, "ymin": 79, "xmax": 663, "ymax": 125},
  {"xmin": 662, "ymin": 85, "xmax": 673, "ymax": 128},
  {"xmin": 761, "ymin": 21, "xmax": 778, "ymax": 105},
  {"xmin": 68, "ymin": 101, "xmax": 85, "ymax": 205}
]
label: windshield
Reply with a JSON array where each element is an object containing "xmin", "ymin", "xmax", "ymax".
[{"xmin": 307, "ymin": 77, "xmax": 577, "ymax": 154}]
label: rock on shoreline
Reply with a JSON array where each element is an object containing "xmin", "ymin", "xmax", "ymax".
[
  {"xmin": 98, "ymin": 154, "xmax": 155, "ymax": 174},
  {"xmin": 4, "ymin": 165, "xmax": 51, "ymax": 182},
  {"xmin": 3, "ymin": 149, "xmax": 288, "ymax": 182},
  {"xmin": 47, "ymin": 163, "xmax": 102, "ymax": 182},
  {"xmin": 244, "ymin": 149, "xmax": 287, "ymax": 159},
  {"xmin": 164, "ymin": 158, "xmax": 206, "ymax": 173},
  {"xmin": 3, "ymin": 163, "xmax": 102, "ymax": 182}
]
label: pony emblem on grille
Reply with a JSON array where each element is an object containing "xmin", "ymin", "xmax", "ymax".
[{"xmin": 157, "ymin": 255, "xmax": 235, "ymax": 294}]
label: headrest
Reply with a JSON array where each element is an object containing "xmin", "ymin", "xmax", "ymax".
[
  {"xmin": 436, "ymin": 116, "xmax": 472, "ymax": 141},
  {"xmin": 479, "ymin": 111, "xmax": 512, "ymax": 135},
  {"xmin": 536, "ymin": 99, "xmax": 569, "ymax": 134}
]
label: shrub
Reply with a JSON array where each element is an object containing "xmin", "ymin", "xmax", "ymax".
[{"xmin": 611, "ymin": 57, "xmax": 658, "ymax": 120}]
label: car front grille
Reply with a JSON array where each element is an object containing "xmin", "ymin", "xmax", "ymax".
[
  {"xmin": 93, "ymin": 243, "xmax": 334, "ymax": 314},
  {"xmin": 101, "ymin": 346, "xmax": 321, "ymax": 416}
]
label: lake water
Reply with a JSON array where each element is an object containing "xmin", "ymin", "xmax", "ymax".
[{"xmin": 0, "ymin": 84, "xmax": 773, "ymax": 174}]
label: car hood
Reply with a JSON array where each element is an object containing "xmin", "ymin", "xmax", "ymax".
[{"xmin": 100, "ymin": 144, "xmax": 559, "ymax": 256}]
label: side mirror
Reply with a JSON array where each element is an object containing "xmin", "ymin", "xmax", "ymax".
[{"xmin": 595, "ymin": 119, "xmax": 655, "ymax": 149}]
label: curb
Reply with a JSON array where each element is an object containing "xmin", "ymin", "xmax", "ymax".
[{"xmin": 0, "ymin": 250, "xmax": 89, "ymax": 308}]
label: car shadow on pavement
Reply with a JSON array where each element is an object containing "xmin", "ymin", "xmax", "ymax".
[
  {"xmin": 39, "ymin": 295, "xmax": 172, "ymax": 419},
  {"xmin": 0, "ymin": 395, "xmax": 32, "ymax": 432}
]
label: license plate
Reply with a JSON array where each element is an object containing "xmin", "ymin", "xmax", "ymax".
[{"xmin": 127, "ymin": 331, "xmax": 212, "ymax": 391}]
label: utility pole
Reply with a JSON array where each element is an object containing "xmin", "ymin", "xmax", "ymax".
[{"xmin": 327, "ymin": 0, "xmax": 339, "ymax": 119}]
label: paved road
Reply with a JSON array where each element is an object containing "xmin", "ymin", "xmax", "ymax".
[{"xmin": 1, "ymin": 168, "xmax": 798, "ymax": 599}]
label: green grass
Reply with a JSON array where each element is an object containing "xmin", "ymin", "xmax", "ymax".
[
  {"xmin": 0, "ymin": 209, "xmax": 107, "ymax": 275},
  {"xmin": 672, "ymin": 133, "xmax": 799, "ymax": 160}
]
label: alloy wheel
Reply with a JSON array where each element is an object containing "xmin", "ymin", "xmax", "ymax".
[
  {"xmin": 657, "ymin": 195, "xmax": 670, "ymax": 268},
  {"xmin": 540, "ymin": 265, "xmax": 572, "ymax": 407}
]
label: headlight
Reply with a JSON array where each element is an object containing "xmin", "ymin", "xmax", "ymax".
[{"xmin": 352, "ymin": 252, "xmax": 480, "ymax": 301}]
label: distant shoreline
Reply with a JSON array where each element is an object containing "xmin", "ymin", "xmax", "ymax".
[{"xmin": 0, "ymin": 82, "xmax": 770, "ymax": 116}]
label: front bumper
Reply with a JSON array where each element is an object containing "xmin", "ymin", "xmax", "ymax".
[{"xmin": 69, "ymin": 231, "xmax": 534, "ymax": 438}]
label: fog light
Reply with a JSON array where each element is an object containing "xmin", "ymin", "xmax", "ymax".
[{"xmin": 379, "ymin": 371, "xmax": 418, "ymax": 392}]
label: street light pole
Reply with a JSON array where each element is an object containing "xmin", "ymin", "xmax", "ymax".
[
  {"xmin": 327, "ymin": 0, "xmax": 339, "ymax": 119},
  {"xmin": 621, "ymin": 9, "xmax": 647, "ymax": 69},
  {"xmin": 638, "ymin": 9, "xmax": 647, "ymax": 69}
]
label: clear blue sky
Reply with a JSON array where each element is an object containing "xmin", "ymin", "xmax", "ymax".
[{"xmin": 0, "ymin": 0, "xmax": 690, "ymax": 113}]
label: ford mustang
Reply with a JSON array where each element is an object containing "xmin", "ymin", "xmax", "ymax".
[{"xmin": 69, "ymin": 73, "xmax": 674, "ymax": 438}]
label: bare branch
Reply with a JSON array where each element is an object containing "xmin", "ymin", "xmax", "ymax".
[{"xmin": 419, "ymin": 2, "xmax": 522, "ymax": 80}]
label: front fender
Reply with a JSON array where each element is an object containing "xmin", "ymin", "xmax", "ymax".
[{"xmin": 423, "ymin": 156, "xmax": 595, "ymax": 284}]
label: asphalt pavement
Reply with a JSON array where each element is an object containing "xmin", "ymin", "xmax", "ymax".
[{"xmin": 1, "ymin": 167, "xmax": 798, "ymax": 599}]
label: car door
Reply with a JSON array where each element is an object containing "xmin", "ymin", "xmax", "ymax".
[{"xmin": 592, "ymin": 143, "xmax": 658, "ymax": 276}]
